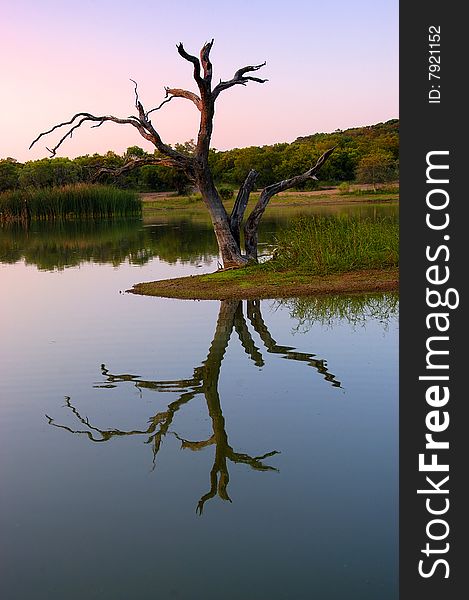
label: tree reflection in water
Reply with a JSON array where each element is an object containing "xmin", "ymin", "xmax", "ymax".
[{"xmin": 47, "ymin": 299, "xmax": 340, "ymax": 513}]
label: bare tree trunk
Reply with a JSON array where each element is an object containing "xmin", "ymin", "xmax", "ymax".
[
  {"xmin": 196, "ymin": 171, "xmax": 247, "ymax": 268},
  {"xmin": 244, "ymin": 188, "xmax": 274, "ymax": 261},
  {"xmin": 230, "ymin": 169, "xmax": 258, "ymax": 248}
]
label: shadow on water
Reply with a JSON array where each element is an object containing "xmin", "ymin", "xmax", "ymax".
[{"xmin": 46, "ymin": 299, "xmax": 341, "ymax": 513}]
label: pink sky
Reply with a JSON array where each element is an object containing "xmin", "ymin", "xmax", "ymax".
[{"xmin": 1, "ymin": 0, "xmax": 398, "ymax": 162}]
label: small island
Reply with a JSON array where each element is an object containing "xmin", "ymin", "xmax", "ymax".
[{"xmin": 130, "ymin": 267, "xmax": 398, "ymax": 300}]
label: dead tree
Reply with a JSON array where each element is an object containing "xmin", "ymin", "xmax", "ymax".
[{"xmin": 30, "ymin": 40, "xmax": 334, "ymax": 268}]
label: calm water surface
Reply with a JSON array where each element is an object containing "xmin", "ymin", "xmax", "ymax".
[{"xmin": 0, "ymin": 207, "xmax": 398, "ymax": 600}]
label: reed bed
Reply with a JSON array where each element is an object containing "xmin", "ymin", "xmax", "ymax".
[
  {"xmin": 270, "ymin": 214, "xmax": 399, "ymax": 274},
  {"xmin": 0, "ymin": 184, "xmax": 141, "ymax": 222}
]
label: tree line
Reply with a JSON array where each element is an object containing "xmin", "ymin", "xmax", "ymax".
[{"xmin": 1, "ymin": 119, "xmax": 398, "ymax": 194}]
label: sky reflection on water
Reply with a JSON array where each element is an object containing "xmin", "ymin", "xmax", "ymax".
[{"xmin": 0, "ymin": 213, "xmax": 398, "ymax": 600}]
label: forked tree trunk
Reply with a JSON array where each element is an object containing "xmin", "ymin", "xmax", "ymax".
[
  {"xmin": 196, "ymin": 172, "xmax": 247, "ymax": 268},
  {"xmin": 229, "ymin": 169, "xmax": 258, "ymax": 249}
]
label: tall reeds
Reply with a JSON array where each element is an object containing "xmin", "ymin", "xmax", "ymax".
[
  {"xmin": 0, "ymin": 184, "xmax": 141, "ymax": 223},
  {"xmin": 270, "ymin": 214, "xmax": 399, "ymax": 274}
]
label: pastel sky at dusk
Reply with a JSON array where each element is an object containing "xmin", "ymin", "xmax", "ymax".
[{"xmin": 1, "ymin": 0, "xmax": 398, "ymax": 162}]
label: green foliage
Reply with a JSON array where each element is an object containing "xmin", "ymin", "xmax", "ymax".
[
  {"xmin": 18, "ymin": 157, "xmax": 82, "ymax": 188},
  {"xmin": 270, "ymin": 214, "xmax": 399, "ymax": 274},
  {"xmin": 355, "ymin": 149, "xmax": 398, "ymax": 189},
  {"xmin": 209, "ymin": 119, "xmax": 398, "ymax": 188},
  {"xmin": 124, "ymin": 146, "xmax": 148, "ymax": 159},
  {"xmin": 163, "ymin": 169, "xmax": 192, "ymax": 195},
  {"xmin": 174, "ymin": 139, "xmax": 196, "ymax": 156},
  {"xmin": 0, "ymin": 120, "xmax": 399, "ymax": 194},
  {"xmin": 218, "ymin": 187, "xmax": 234, "ymax": 200},
  {"xmin": 0, "ymin": 184, "xmax": 140, "ymax": 222},
  {"xmin": 0, "ymin": 158, "xmax": 22, "ymax": 192}
]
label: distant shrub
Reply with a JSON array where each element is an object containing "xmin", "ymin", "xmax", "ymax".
[{"xmin": 218, "ymin": 187, "xmax": 234, "ymax": 200}]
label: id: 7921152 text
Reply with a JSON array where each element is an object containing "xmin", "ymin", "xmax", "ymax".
[{"xmin": 428, "ymin": 25, "xmax": 441, "ymax": 104}]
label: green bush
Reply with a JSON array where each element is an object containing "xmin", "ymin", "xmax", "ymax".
[{"xmin": 218, "ymin": 187, "xmax": 234, "ymax": 201}]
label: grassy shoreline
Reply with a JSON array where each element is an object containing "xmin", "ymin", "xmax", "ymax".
[
  {"xmin": 130, "ymin": 210, "xmax": 399, "ymax": 301},
  {"xmin": 129, "ymin": 267, "xmax": 399, "ymax": 300},
  {"xmin": 140, "ymin": 185, "xmax": 399, "ymax": 212}
]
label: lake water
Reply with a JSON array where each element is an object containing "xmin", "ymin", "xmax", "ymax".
[{"xmin": 0, "ymin": 205, "xmax": 398, "ymax": 600}]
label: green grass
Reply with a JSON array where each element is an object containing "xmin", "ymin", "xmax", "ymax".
[
  {"xmin": 141, "ymin": 187, "xmax": 399, "ymax": 213},
  {"xmin": 350, "ymin": 185, "xmax": 400, "ymax": 195},
  {"xmin": 0, "ymin": 184, "xmax": 141, "ymax": 222},
  {"xmin": 130, "ymin": 214, "xmax": 399, "ymax": 299},
  {"xmin": 267, "ymin": 214, "xmax": 399, "ymax": 275},
  {"xmin": 142, "ymin": 194, "xmax": 203, "ymax": 210},
  {"xmin": 131, "ymin": 267, "xmax": 399, "ymax": 300}
]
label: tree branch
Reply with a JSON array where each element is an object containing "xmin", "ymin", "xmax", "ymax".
[
  {"xmin": 244, "ymin": 147, "xmax": 336, "ymax": 260},
  {"xmin": 163, "ymin": 87, "xmax": 202, "ymax": 111},
  {"xmin": 258, "ymin": 146, "xmax": 336, "ymax": 198},
  {"xmin": 29, "ymin": 77, "xmax": 195, "ymax": 173},
  {"xmin": 30, "ymin": 111, "xmax": 152, "ymax": 157},
  {"xmin": 90, "ymin": 156, "xmax": 180, "ymax": 182},
  {"xmin": 200, "ymin": 39, "xmax": 214, "ymax": 84},
  {"xmin": 145, "ymin": 95, "xmax": 175, "ymax": 117},
  {"xmin": 31, "ymin": 116, "xmax": 193, "ymax": 180},
  {"xmin": 177, "ymin": 42, "xmax": 204, "ymax": 91},
  {"xmin": 230, "ymin": 169, "xmax": 258, "ymax": 246},
  {"xmin": 129, "ymin": 78, "xmax": 146, "ymax": 121},
  {"xmin": 30, "ymin": 113, "xmax": 139, "ymax": 156},
  {"xmin": 212, "ymin": 62, "xmax": 267, "ymax": 99}
]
